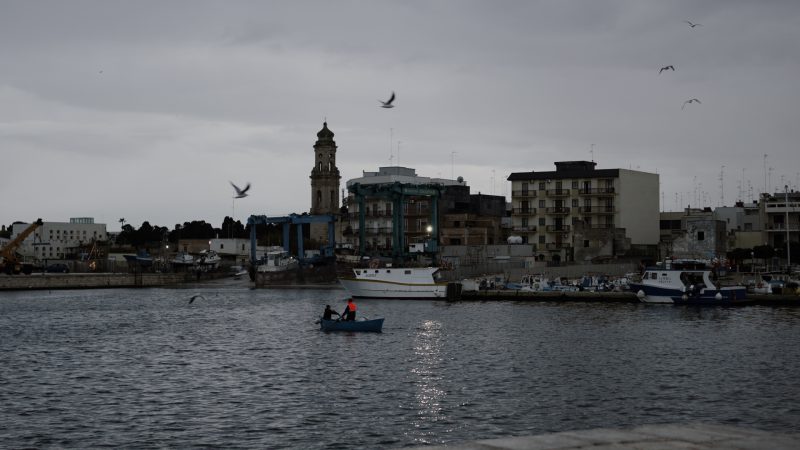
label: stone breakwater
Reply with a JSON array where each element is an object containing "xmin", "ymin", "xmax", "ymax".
[{"xmin": 0, "ymin": 273, "xmax": 190, "ymax": 290}]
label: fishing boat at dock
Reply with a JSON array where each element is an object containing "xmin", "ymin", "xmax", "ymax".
[
  {"xmin": 628, "ymin": 259, "xmax": 747, "ymax": 304},
  {"xmin": 339, "ymin": 267, "xmax": 447, "ymax": 299}
]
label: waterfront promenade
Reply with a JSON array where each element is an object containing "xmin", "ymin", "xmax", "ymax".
[{"xmin": 410, "ymin": 423, "xmax": 800, "ymax": 449}]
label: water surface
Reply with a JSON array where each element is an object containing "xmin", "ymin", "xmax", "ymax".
[{"xmin": 1, "ymin": 285, "xmax": 799, "ymax": 448}]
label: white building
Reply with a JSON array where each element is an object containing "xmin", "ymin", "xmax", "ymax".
[
  {"xmin": 508, "ymin": 161, "xmax": 659, "ymax": 262},
  {"xmin": 11, "ymin": 217, "xmax": 107, "ymax": 260}
]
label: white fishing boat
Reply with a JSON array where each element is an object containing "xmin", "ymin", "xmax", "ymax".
[
  {"xmin": 170, "ymin": 252, "xmax": 194, "ymax": 266},
  {"xmin": 197, "ymin": 250, "xmax": 221, "ymax": 268},
  {"xmin": 256, "ymin": 249, "xmax": 298, "ymax": 273},
  {"xmin": 339, "ymin": 267, "xmax": 447, "ymax": 299},
  {"xmin": 628, "ymin": 259, "xmax": 747, "ymax": 304}
]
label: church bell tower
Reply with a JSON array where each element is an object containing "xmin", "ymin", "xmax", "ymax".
[{"xmin": 309, "ymin": 122, "xmax": 341, "ymax": 242}]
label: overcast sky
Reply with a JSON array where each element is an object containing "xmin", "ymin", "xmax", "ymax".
[{"xmin": 2, "ymin": 1, "xmax": 799, "ymax": 231}]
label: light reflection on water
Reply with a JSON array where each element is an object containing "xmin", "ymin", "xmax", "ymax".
[{"xmin": 1, "ymin": 287, "xmax": 799, "ymax": 448}]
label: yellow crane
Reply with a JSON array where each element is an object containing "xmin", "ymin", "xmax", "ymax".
[{"xmin": 0, "ymin": 218, "xmax": 43, "ymax": 275}]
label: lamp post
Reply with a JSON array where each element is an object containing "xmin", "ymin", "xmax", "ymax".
[{"xmin": 786, "ymin": 185, "xmax": 791, "ymax": 272}]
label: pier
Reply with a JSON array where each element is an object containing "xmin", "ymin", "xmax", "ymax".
[{"xmin": 453, "ymin": 286, "xmax": 799, "ymax": 305}]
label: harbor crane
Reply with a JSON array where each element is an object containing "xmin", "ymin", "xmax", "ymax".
[{"xmin": 0, "ymin": 218, "xmax": 43, "ymax": 275}]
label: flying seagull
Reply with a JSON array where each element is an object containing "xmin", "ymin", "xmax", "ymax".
[
  {"xmin": 659, "ymin": 65, "xmax": 675, "ymax": 74},
  {"xmin": 684, "ymin": 20, "xmax": 702, "ymax": 28},
  {"xmin": 188, "ymin": 294, "xmax": 205, "ymax": 304},
  {"xmin": 230, "ymin": 181, "xmax": 251, "ymax": 198},
  {"xmin": 682, "ymin": 98, "xmax": 702, "ymax": 109},
  {"xmin": 379, "ymin": 91, "xmax": 395, "ymax": 108}
]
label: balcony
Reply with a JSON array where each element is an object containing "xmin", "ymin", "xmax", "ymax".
[
  {"xmin": 512, "ymin": 207, "xmax": 537, "ymax": 215},
  {"xmin": 766, "ymin": 223, "xmax": 799, "ymax": 232},
  {"xmin": 512, "ymin": 190, "xmax": 537, "ymax": 198},
  {"xmin": 544, "ymin": 206, "xmax": 571, "ymax": 215},
  {"xmin": 578, "ymin": 187, "xmax": 615, "ymax": 196},
  {"xmin": 545, "ymin": 225, "xmax": 571, "ymax": 233},
  {"xmin": 512, "ymin": 225, "xmax": 537, "ymax": 233},
  {"xmin": 578, "ymin": 206, "xmax": 615, "ymax": 214},
  {"xmin": 545, "ymin": 188, "xmax": 571, "ymax": 197},
  {"xmin": 545, "ymin": 242, "xmax": 571, "ymax": 250},
  {"xmin": 586, "ymin": 223, "xmax": 615, "ymax": 229}
]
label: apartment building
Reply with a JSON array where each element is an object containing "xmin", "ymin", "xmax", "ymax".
[
  {"xmin": 508, "ymin": 161, "xmax": 659, "ymax": 262},
  {"xmin": 761, "ymin": 190, "xmax": 800, "ymax": 250}
]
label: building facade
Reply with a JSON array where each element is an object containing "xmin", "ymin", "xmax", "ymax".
[
  {"xmin": 508, "ymin": 161, "xmax": 659, "ymax": 263},
  {"xmin": 342, "ymin": 167, "xmax": 505, "ymax": 255},
  {"xmin": 761, "ymin": 190, "xmax": 800, "ymax": 251},
  {"xmin": 309, "ymin": 122, "xmax": 341, "ymax": 244},
  {"xmin": 12, "ymin": 217, "xmax": 107, "ymax": 261}
]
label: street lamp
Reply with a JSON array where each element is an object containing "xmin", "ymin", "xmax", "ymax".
[{"xmin": 786, "ymin": 185, "xmax": 791, "ymax": 272}]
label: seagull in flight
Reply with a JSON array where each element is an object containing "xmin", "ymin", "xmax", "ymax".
[
  {"xmin": 682, "ymin": 98, "xmax": 702, "ymax": 109},
  {"xmin": 684, "ymin": 20, "xmax": 702, "ymax": 28},
  {"xmin": 659, "ymin": 65, "xmax": 675, "ymax": 74},
  {"xmin": 188, "ymin": 294, "xmax": 205, "ymax": 304},
  {"xmin": 379, "ymin": 91, "xmax": 396, "ymax": 108},
  {"xmin": 230, "ymin": 181, "xmax": 251, "ymax": 198}
]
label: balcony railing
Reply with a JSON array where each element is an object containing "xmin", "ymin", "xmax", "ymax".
[
  {"xmin": 512, "ymin": 190, "xmax": 537, "ymax": 198},
  {"xmin": 545, "ymin": 225, "xmax": 571, "ymax": 233},
  {"xmin": 578, "ymin": 187, "xmax": 615, "ymax": 196},
  {"xmin": 512, "ymin": 207, "xmax": 537, "ymax": 215},
  {"xmin": 578, "ymin": 206, "xmax": 615, "ymax": 214},
  {"xmin": 545, "ymin": 189, "xmax": 571, "ymax": 197},
  {"xmin": 545, "ymin": 242, "xmax": 571, "ymax": 250},
  {"xmin": 586, "ymin": 223, "xmax": 615, "ymax": 229},
  {"xmin": 512, "ymin": 225, "xmax": 537, "ymax": 232},
  {"xmin": 544, "ymin": 206, "xmax": 570, "ymax": 215}
]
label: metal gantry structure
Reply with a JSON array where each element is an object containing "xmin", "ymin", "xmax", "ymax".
[
  {"xmin": 247, "ymin": 213, "xmax": 336, "ymax": 265},
  {"xmin": 348, "ymin": 182, "xmax": 443, "ymax": 259}
]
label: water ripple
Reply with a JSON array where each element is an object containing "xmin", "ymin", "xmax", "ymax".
[{"xmin": 1, "ymin": 289, "xmax": 799, "ymax": 447}]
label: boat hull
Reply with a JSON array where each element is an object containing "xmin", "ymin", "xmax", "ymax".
[
  {"xmin": 320, "ymin": 318, "xmax": 384, "ymax": 332},
  {"xmin": 338, "ymin": 278, "xmax": 447, "ymax": 299},
  {"xmin": 630, "ymin": 283, "xmax": 748, "ymax": 305}
]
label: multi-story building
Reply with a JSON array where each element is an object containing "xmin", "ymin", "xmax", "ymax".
[
  {"xmin": 508, "ymin": 161, "xmax": 659, "ymax": 263},
  {"xmin": 12, "ymin": 217, "xmax": 107, "ymax": 261},
  {"xmin": 342, "ymin": 167, "xmax": 505, "ymax": 255},
  {"xmin": 761, "ymin": 190, "xmax": 800, "ymax": 251}
]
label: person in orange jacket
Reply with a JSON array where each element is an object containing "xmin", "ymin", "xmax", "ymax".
[{"xmin": 342, "ymin": 298, "xmax": 357, "ymax": 321}]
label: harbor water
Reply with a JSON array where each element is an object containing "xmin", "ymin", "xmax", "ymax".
[{"xmin": 1, "ymin": 284, "xmax": 799, "ymax": 448}]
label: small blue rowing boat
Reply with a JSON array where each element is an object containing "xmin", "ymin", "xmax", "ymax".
[{"xmin": 319, "ymin": 317, "xmax": 384, "ymax": 333}]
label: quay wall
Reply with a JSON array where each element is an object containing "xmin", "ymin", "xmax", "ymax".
[{"xmin": 0, "ymin": 273, "xmax": 191, "ymax": 291}]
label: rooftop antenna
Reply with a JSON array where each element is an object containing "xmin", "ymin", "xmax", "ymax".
[
  {"xmin": 769, "ymin": 167, "xmax": 774, "ymax": 194},
  {"xmin": 450, "ymin": 151, "xmax": 457, "ymax": 179},
  {"xmin": 763, "ymin": 154, "xmax": 768, "ymax": 195},
  {"xmin": 719, "ymin": 165, "xmax": 725, "ymax": 207},
  {"xmin": 590, "ymin": 143, "xmax": 595, "ymax": 162}
]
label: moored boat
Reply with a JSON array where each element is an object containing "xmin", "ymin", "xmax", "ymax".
[
  {"xmin": 339, "ymin": 267, "xmax": 447, "ymax": 299},
  {"xmin": 629, "ymin": 259, "xmax": 747, "ymax": 304},
  {"xmin": 319, "ymin": 317, "xmax": 384, "ymax": 332}
]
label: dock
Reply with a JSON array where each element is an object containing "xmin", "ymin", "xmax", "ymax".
[{"xmin": 455, "ymin": 287, "xmax": 799, "ymax": 305}]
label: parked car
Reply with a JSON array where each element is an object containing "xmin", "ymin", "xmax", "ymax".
[{"xmin": 46, "ymin": 263, "xmax": 70, "ymax": 273}]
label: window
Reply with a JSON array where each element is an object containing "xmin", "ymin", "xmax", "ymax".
[
  {"xmin": 220, "ymin": 244, "xmax": 224, "ymax": 249},
  {"xmin": 697, "ymin": 231, "xmax": 705, "ymax": 241},
  {"xmin": 539, "ymin": 235, "xmax": 545, "ymax": 244},
  {"xmin": 521, "ymin": 218, "xmax": 528, "ymax": 227},
  {"xmin": 539, "ymin": 218, "xmax": 545, "ymax": 226},
  {"xmin": 572, "ymin": 181, "xmax": 579, "ymax": 189},
  {"xmin": 539, "ymin": 200, "xmax": 545, "ymax": 208},
  {"xmin": 572, "ymin": 199, "xmax": 579, "ymax": 207},
  {"xmin": 584, "ymin": 240, "xmax": 590, "ymax": 248},
  {"xmin": 405, "ymin": 270, "xmax": 411, "ymax": 274},
  {"xmin": 539, "ymin": 182, "xmax": 546, "ymax": 190}
]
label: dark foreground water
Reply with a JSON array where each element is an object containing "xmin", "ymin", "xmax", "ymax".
[{"xmin": 1, "ymin": 283, "xmax": 799, "ymax": 449}]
